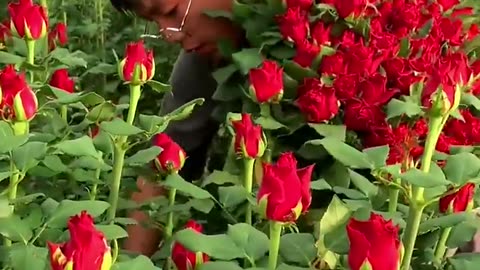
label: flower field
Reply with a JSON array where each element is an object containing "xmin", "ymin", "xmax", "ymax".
[{"xmin": 2, "ymin": 0, "xmax": 480, "ymax": 269}]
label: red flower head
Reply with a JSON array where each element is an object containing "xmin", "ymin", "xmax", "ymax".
[
  {"xmin": 171, "ymin": 220, "xmax": 209, "ymax": 270},
  {"xmin": 8, "ymin": 0, "xmax": 48, "ymax": 40},
  {"xmin": 295, "ymin": 85, "xmax": 339, "ymax": 123},
  {"xmin": 50, "ymin": 69, "xmax": 75, "ymax": 93},
  {"xmin": 276, "ymin": 7, "xmax": 309, "ymax": 44},
  {"xmin": 437, "ymin": 0, "xmax": 460, "ymax": 11},
  {"xmin": 311, "ymin": 21, "xmax": 331, "ymax": 46},
  {"xmin": 293, "ymin": 40, "xmax": 321, "ymax": 68},
  {"xmin": 118, "ymin": 40, "xmax": 155, "ymax": 85},
  {"xmin": 248, "ymin": 60, "xmax": 284, "ymax": 104},
  {"xmin": 285, "ymin": 0, "xmax": 313, "ymax": 11},
  {"xmin": 231, "ymin": 113, "xmax": 266, "ymax": 159},
  {"xmin": 328, "ymin": 0, "xmax": 367, "ymax": 19},
  {"xmin": 257, "ymin": 152, "xmax": 314, "ymax": 223},
  {"xmin": 47, "ymin": 211, "xmax": 112, "ymax": 270},
  {"xmin": 347, "ymin": 213, "xmax": 402, "ymax": 270},
  {"xmin": 333, "ymin": 74, "xmax": 359, "ymax": 101},
  {"xmin": 153, "ymin": 133, "xmax": 186, "ymax": 175},
  {"xmin": 0, "ymin": 65, "xmax": 38, "ymax": 121},
  {"xmin": 49, "ymin": 22, "xmax": 68, "ymax": 51},
  {"xmin": 343, "ymin": 99, "xmax": 387, "ymax": 132},
  {"xmin": 439, "ymin": 183, "xmax": 476, "ymax": 213}
]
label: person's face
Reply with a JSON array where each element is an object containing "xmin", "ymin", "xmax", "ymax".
[{"xmin": 135, "ymin": 0, "xmax": 242, "ymax": 56}]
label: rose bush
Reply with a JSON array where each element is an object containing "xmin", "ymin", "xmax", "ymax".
[{"xmin": 1, "ymin": 0, "xmax": 480, "ymax": 270}]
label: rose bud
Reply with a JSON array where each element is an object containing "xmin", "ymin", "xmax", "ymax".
[
  {"xmin": 49, "ymin": 22, "xmax": 68, "ymax": 51},
  {"xmin": 153, "ymin": 133, "xmax": 186, "ymax": 175},
  {"xmin": 118, "ymin": 40, "xmax": 155, "ymax": 85},
  {"xmin": 47, "ymin": 211, "xmax": 112, "ymax": 270},
  {"xmin": 248, "ymin": 60, "xmax": 284, "ymax": 104},
  {"xmin": 284, "ymin": 0, "xmax": 313, "ymax": 11},
  {"xmin": 439, "ymin": 183, "xmax": 476, "ymax": 214},
  {"xmin": 231, "ymin": 113, "xmax": 266, "ymax": 159},
  {"xmin": 172, "ymin": 220, "xmax": 209, "ymax": 270},
  {"xmin": 276, "ymin": 7, "xmax": 309, "ymax": 44},
  {"xmin": 295, "ymin": 85, "xmax": 339, "ymax": 123},
  {"xmin": 293, "ymin": 40, "xmax": 321, "ymax": 68},
  {"xmin": 49, "ymin": 69, "xmax": 75, "ymax": 93},
  {"xmin": 0, "ymin": 65, "xmax": 37, "ymax": 122},
  {"xmin": 347, "ymin": 213, "xmax": 402, "ymax": 270},
  {"xmin": 257, "ymin": 152, "xmax": 314, "ymax": 223},
  {"xmin": 8, "ymin": 0, "xmax": 48, "ymax": 40}
]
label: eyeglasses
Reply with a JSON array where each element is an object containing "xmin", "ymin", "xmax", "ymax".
[{"xmin": 141, "ymin": 0, "xmax": 193, "ymax": 40}]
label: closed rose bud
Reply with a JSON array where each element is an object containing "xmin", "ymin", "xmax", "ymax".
[
  {"xmin": 49, "ymin": 23, "xmax": 68, "ymax": 51},
  {"xmin": 153, "ymin": 133, "xmax": 186, "ymax": 174},
  {"xmin": 0, "ymin": 65, "xmax": 37, "ymax": 121},
  {"xmin": 276, "ymin": 7, "xmax": 309, "ymax": 44},
  {"xmin": 295, "ymin": 86, "xmax": 339, "ymax": 123},
  {"xmin": 257, "ymin": 152, "xmax": 314, "ymax": 223},
  {"xmin": 231, "ymin": 113, "xmax": 266, "ymax": 159},
  {"xmin": 347, "ymin": 213, "xmax": 401, "ymax": 270},
  {"xmin": 172, "ymin": 220, "xmax": 209, "ymax": 270},
  {"xmin": 249, "ymin": 60, "xmax": 284, "ymax": 104},
  {"xmin": 8, "ymin": 0, "xmax": 48, "ymax": 40},
  {"xmin": 293, "ymin": 40, "xmax": 321, "ymax": 68},
  {"xmin": 118, "ymin": 40, "xmax": 155, "ymax": 85},
  {"xmin": 439, "ymin": 183, "xmax": 476, "ymax": 213},
  {"xmin": 50, "ymin": 69, "xmax": 75, "ymax": 93},
  {"xmin": 48, "ymin": 211, "xmax": 112, "ymax": 270},
  {"xmin": 13, "ymin": 87, "xmax": 37, "ymax": 121}
]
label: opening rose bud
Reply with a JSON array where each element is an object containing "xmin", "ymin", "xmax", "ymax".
[
  {"xmin": 347, "ymin": 213, "xmax": 401, "ymax": 270},
  {"xmin": 118, "ymin": 40, "xmax": 155, "ymax": 85},
  {"xmin": 231, "ymin": 113, "xmax": 266, "ymax": 159},
  {"xmin": 13, "ymin": 87, "xmax": 38, "ymax": 121},
  {"xmin": 439, "ymin": 183, "xmax": 476, "ymax": 214},
  {"xmin": 153, "ymin": 133, "xmax": 186, "ymax": 175},
  {"xmin": 171, "ymin": 220, "xmax": 209, "ymax": 270},
  {"xmin": 47, "ymin": 211, "xmax": 112, "ymax": 270},
  {"xmin": 8, "ymin": 0, "xmax": 49, "ymax": 40},
  {"xmin": 248, "ymin": 60, "xmax": 284, "ymax": 104},
  {"xmin": 257, "ymin": 152, "xmax": 314, "ymax": 223},
  {"xmin": 50, "ymin": 69, "xmax": 75, "ymax": 93}
]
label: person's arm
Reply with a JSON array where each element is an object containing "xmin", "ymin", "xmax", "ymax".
[{"xmin": 123, "ymin": 51, "xmax": 219, "ymax": 256}]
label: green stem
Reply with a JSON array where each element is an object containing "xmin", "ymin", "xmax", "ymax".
[
  {"xmin": 388, "ymin": 187, "xmax": 400, "ymax": 215},
  {"xmin": 60, "ymin": 105, "xmax": 68, "ymax": 123},
  {"xmin": 106, "ymin": 85, "xmax": 141, "ymax": 223},
  {"xmin": 39, "ymin": 0, "xmax": 49, "ymax": 56},
  {"xmin": 268, "ymin": 221, "xmax": 282, "ymax": 270},
  {"xmin": 401, "ymin": 116, "xmax": 444, "ymax": 270},
  {"xmin": 243, "ymin": 159, "xmax": 255, "ymax": 225},
  {"xmin": 25, "ymin": 39, "xmax": 35, "ymax": 65},
  {"xmin": 434, "ymin": 227, "xmax": 453, "ymax": 263},
  {"xmin": 5, "ymin": 122, "xmax": 29, "ymax": 246},
  {"xmin": 165, "ymin": 187, "xmax": 177, "ymax": 238},
  {"xmin": 90, "ymin": 153, "xmax": 102, "ymax": 200},
  {"xmin": 61, "ymin": 0, "xmax": 67, "ymax": 24}
]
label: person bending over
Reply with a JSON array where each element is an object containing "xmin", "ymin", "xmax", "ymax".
[{"xmin": 110, "ymin": 0, "xmax": 242, "ymax": 256}]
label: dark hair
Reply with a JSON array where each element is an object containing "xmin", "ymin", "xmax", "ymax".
[{"xmin": 110, "ymin": 0, "xmax": 137, "ymax": 12}]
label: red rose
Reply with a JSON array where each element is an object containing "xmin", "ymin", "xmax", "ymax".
[
  {"xmin": 311, "ymin": 21, "xmax": 331, "ymax": 46},
  {"xmin": 293, "ymin": 40, "xmax": 321, "ymax": 68},
  {"xmin": 443, "ymin": 109, "xmax": 480, "ymax": 145},
  {"xmin": 297, "ymin": 77, "xmax": 321, "ymax": 97},
  {"xmin": 328, "ymin": 0, "xmax": 367, "ymax": 18},
  {"xmin": 276, "ymin": 7, "xmax": 309, "ymax": 44},
  {"xmin": 343, "ymin": 99, "xmax": 387, "ymax": 132},
  {"xmin": 432, "ymin": 17, "xmax": 463, "ymax": 46},
  {"xmin": 50, "ymin": 69, "xmax": 75, "ymax": 93},
  {"xmin": 285, "ymin": 0, "xmax": 313, "ymax": 11},
  {"xmin": 333, "ymin": 74, "xmax": 358, "ymax": 101},
  {"xmin": 437, "ymin": 0, "xmax": 459, "ymax": 11},
  {"xmin": 439, "ymin": 183, "xmax": 476, "ymax": 213},
  {"xmin": 258, "ymin": 152, "xmax": 314, "ymax": 222},
  {"xmin": 172, "ymin": 220, "xmax": 209, "ymax": 270},
  {"xmin": 8, "ymin": 0, "xmax": 48, "ymax": 40},
  {"xmin": 0, "ymin": 65, "xmax": 38, "ymax": 121},
  {"xmin": 343, "ymin": 42, "xmax": 383, "ymax": 76},
  {"xmin": 359, "ymin": 74, "xmax": 397, "ymax": 106},
  {"xmin": 295, "ymin": 86, "xmax": 339, "ymax": 123},
  {"xmin": 119, "ymin": 40, "xmax": 155, "ymax": 85},
  {"xmin": 319, "ymin": 52, "xmax": 346, "ymax": 75},
  {"xmin": 153, "ymin": 133, "xmax": 186, "ymax": 174},
  {"xmin": 48, "ymin": 22, "xmax": 68, "ymax": 51},
  {"xmin": 248, "ymin": 60, "xmax": 284, "ymax": 103},
  {"xmin": 231, "ymin": 113, "xmax": 266, "ymax": 159},
  {"xmin": 48, "ymin": 211, "xmax": 112, "ymax": 270},
  {"xmin": 347, "ymin": 213, "xmax": 401, "ymax": 270}
]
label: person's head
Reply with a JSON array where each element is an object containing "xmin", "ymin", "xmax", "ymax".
[{"xmin": 111, "ymin": 0, "xmax": 242, "ymax": 57}]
